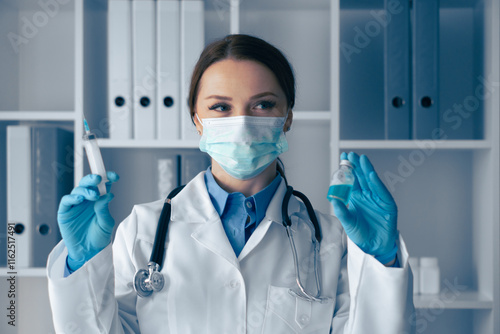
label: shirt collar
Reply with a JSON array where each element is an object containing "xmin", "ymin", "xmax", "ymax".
[
  {"xmin": 204, "ymin": 167, "xmax": 282, "ymax": 223},
  {"xmin": 204, "ymin": 167, "xmax": 229, "ymax": 216}
]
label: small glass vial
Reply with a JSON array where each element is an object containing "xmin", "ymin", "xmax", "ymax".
[
  {"xmin": 420, "ymin": 257, "xmax": 440, "ymax": 294},
  {"xmin": 327, "ymin": 159, "xmax": 355, "ymax": 204},
  {"xmin": 408, "ymin": 257, "xmax": 420, "ymax": 295}
]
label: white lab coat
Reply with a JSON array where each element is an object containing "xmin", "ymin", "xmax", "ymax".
[{"xmin": 47, "ymin": 172, "xmax": 415, "ymax": 333}]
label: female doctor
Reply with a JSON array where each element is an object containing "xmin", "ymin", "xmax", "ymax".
[{"xmin": 47, "ymin": 34, "xmax": 414, "ymax": 333}]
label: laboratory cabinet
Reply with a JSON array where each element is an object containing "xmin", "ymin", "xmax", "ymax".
[{"xmin": 0, "ymin": 0, "xmax": 498, "ymax": 333}]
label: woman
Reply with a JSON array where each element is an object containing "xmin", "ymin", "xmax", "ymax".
[{"xmin": 48, "ymin": 34, "xmax": 414, "ymax": 333}]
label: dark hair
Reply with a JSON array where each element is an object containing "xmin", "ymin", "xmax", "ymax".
[
  {"xmin": 188, "ymin": 34, "xmax": 296, "ymax": 118},
  {"xmin": 188, "ymin": 34, "xmax": 295, "ymax": 182}
]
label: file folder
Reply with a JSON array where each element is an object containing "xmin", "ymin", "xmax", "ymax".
[
  {"xmin": 108, "ymin": 0, "xmax": 133, "ymax": 139},
  {"xmin": 7, "ymin": 126, "xmax": 73, "ymax": 268},
  {"xmin": 32, "ymin": 127, "xmax": 73, "ymax": 267},
  {"xmin": 180, "ymin": 0, "xmax": 204, "ymax": 141},
  {"xmin": 412, "ymin": 0, "xmax": 440, "ymax": 139},
  {"xmin": 384, "ymin": 0, "xmax": 411, "ymax": 139},
  {"xmin": 132, "ymin": 0, "xmax": 157, "ymax": 139},
  {"xmin": 7, "ymin": 126, "xmax": 32, "ymax": 268},
  {"xmin": 157, "ymin": 0, "xmax": 181, "ymax": 140}
]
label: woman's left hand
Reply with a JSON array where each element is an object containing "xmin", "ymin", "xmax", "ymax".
[{"xmin": 330, "ymin": 152, "xmax": 398, "ymax": 264}]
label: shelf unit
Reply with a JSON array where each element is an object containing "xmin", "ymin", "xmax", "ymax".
[
  {"xmin": 0, "ymin": 0, "xmax": 498, "ymax": 333},
  {"xmin": 331, "ymin": 1, "xmax": 499, "ymax": 333}
]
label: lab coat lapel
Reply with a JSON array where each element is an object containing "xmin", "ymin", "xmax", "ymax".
[
  {"xmin": 191, "ymin": 214, "xmax": 240, "ymax": 269},
  {"xmin": 170, "ymin": 172, "xmax": 215, "ymax": 224},
  {"xmin": 170, "ymin": 173, "xmax": 303, "ymax": 266},
  {"xmin": 238, "ymin": 179, "xmax": 301, "ymax": 261},
  {"xmin": 170, "ymin": 172, "xmax": 239, "ymax": 269}
]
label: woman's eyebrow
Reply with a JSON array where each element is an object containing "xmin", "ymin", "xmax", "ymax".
[
  {"xmin": 250, "ymin": 92, "xmax": 278, "ymax": 99},
  {"xmin": 205, "ymin": 95, "xmax": 232, "ymax": 100},
  {"xmin": 204, "ymin": 92, "xmax": 278, "ymax": 100}
]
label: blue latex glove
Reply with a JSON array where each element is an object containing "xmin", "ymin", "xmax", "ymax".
[
  {"xmin": 57, "ymin": 172, "xmax": 119, "ymax": 272},
  {"xmin": 330, "ymin": 152, "xmax": 398, "ymax": 264}
]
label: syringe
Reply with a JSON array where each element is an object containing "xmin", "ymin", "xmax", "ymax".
[{"xmin": 83, "ymin": 116, "xmax": 108, "ymax": 196}]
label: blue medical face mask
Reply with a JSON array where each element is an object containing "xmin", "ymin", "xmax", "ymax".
[{"xmin": 197, "ymin": 114, "xmax": 289, "ymax": 180}]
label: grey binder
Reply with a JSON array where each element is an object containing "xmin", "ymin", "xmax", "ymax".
[
  {"xmin": 384, "ymin": 0, "xmax": 411, "ymax": 139},
  {"xmin": 412, "ymin": 0, "xmax": 440, "ymax": 139},
  {"xmin": 32, "ymin": 126, "xmax": 74, "ymax": 267}
]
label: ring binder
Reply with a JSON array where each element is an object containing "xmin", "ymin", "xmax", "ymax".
[{"xmin": 412, "ymin": 0, "xmax": 440, "ymax": 139}]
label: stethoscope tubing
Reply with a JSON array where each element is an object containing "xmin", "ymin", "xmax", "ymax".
[
  {"xmin": 150, "ymin": 185, "xmax": 184, "ymax": 270},
  {"xmin": 134, "ymin": 184, "xmax": 328, "ymax": 303}
]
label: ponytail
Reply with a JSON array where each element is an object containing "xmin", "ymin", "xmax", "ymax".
[{"xmin": 277, "ymin": 157, "xmax": 288, "ymax": 186}]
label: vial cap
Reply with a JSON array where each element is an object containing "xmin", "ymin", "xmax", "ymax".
[
  {"xmin": 420, "ymin": 257, "xmax": 438, "ymax": 267},
  {"xmin": 339, "ymin": 160, "xmax": 353, "ymax": 168}
]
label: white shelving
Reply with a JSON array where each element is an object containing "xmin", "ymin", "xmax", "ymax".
[
  {"xmin": 331, "ymin": 0, "xmax": 499, "ymax": 332},
  {"xmin": 0, "ymin": 0, "xmax": 498, "ymax": 333},
  {"xmin": 340, "ymin": 140, "xmax": 492, "ymax": 150},
  {"xmin": 0, "ymin": 112, "xmax": 76, "ymax": 121},
  {"xmin": 96, "ymin": 138, "xmax": 200, "ymax": 149},
  {"xmin": 292, "ymin": 111, "xmax": 331, "ymax": 121},
  {"xmin": 414, "ymin": 292, "xmax": 494, "ymax": 310},
  {"xmin": 0, "ymin": 267, "xmax": 46, "ymax": 278}
]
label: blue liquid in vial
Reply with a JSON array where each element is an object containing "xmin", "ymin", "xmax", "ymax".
[{"xmin": 327, "ymin": 184, "xmax": 353, "ymax": 204}]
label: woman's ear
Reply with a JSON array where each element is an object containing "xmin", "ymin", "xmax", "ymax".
[
  {"xmin": 284, "ymin": 109, "xmax": 293, "ymax": 132},
  {"xmin": 193, "ymin": 112, "xmax": 203, "ymax": 135}
]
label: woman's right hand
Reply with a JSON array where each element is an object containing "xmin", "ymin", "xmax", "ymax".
[{"xmin": 57, "ymin": 172, "xmax": 120, "ymax": 272}]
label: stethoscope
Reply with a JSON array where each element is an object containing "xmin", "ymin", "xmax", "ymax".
[{"xmin": 133, "ymin": 184, "xmax": 330, "ymax": 303}]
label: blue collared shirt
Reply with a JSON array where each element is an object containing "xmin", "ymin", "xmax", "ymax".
[{"xmin": 204, "ymin": 167, "xmax": 282, "ymax": 257}]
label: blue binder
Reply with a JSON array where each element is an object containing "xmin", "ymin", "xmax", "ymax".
[
  {"xmin": 412, "ymin": 0, "xmax": 440, "ymax": 139},
  {"xmin": 384, "ymin": 0, "xmax": 411, "ymax": 139}
]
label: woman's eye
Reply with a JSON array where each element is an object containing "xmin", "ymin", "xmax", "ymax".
[
  {"xmin": 255, "ymin": 100, "xmax": 276, "ymax": 110},
  {"xmin": 208, "ymin": 103, "xmax": 230, "ymax": 112}
]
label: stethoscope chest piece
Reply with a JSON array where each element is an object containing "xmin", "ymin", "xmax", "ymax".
[
  {"xmin": 134, "ymin": 262, "xmax": 165, "ymax": 298},
  {"xmin": 133, "ymin": 186, "xmax": 185, "ymax": 298}
]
